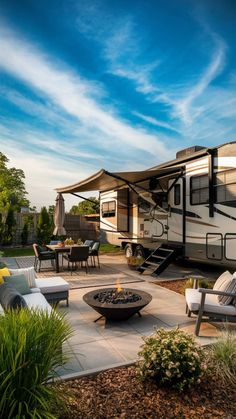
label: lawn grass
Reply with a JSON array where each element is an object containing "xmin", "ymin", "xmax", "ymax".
[
  {"xmin": 0, "ymin": 247, "xmax": 34, "ymax": 257},
  {"xmin": 0, "ymin": 243, "xmax": 122, "ymax": 257},
  {"xmin": 100, "ymin": 244, "xmax": 122, "ymax": 253}
]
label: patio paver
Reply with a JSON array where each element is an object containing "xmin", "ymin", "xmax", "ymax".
[{"xmin": 2, "ymin": 253, "xmax": 235, "ymax": 378}]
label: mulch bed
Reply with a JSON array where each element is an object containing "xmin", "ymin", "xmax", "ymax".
[
  {"xmin": 157, "ymin": 279, "xmax": 186, "ymax": 295},
  {"xmin": 57, "ymin": 365, "xmax": 236, "ymax": 418}
]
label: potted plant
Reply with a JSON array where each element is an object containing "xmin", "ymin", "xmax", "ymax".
[{"xmin": 127, "ymin": 256, "xmax": 145, "ymax": 270}]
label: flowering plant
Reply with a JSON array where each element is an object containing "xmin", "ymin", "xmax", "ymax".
[
  {"xmin": 127, "ymin": 256, "xmax": 144, "ymax": 267},
  {"xmin": 137, "ymin": 328, "xmax": 204, "ymax": 391}
]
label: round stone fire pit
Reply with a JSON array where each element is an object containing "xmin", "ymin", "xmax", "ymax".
[{"xmin": 83, "ymin": 287, "xmax": 152, "ymax": 321}]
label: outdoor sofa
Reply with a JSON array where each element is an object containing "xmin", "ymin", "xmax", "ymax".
[{"xmin": 0, "ymin": 266, "xmax": 69, "ymax": 315}]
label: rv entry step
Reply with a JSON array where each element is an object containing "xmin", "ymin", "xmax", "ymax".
[{"xmin": 137, "ymin": 244, "xmax": 181, "ymax": 277}]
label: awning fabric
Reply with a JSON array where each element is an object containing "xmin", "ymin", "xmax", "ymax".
[{"xmin": 56, "ymin": 166, "xmax": 183, "ymax": 194}]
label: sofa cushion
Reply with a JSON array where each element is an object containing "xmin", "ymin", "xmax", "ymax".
[
  {"xmin": 0, "ymin": 267, "xmax": 10, "ymax": 285},
  {"xmin": 35, "ymin": 277, "xmax": 69, "ymax": 294},
  {"xmin": 213, "ymin": 270, "xmax": 233, "ymax": 291},
  {"xmin": 0, "ymin": 283, "xmax": 27, "ymax": 311},
  {"xmin": 10, "ymin": 267, "xmax": 36, "ymax": 288},
  {"xmin": 185, "ymin": 288, "xmax": 236, "ymax": 316},
  {"xmin": 217, "ymin": 277, "xmax": 236, "ymax": 305},
  {"xmin": 23, "ymin": 292, "xmax": 52, "ymax": 313},
  {"xmin": 4, "ymin": 274, "xmax": 31, "ymax": 295}
]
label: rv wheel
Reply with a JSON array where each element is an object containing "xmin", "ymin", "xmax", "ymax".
[
  {"xmin": 134, "ymin": 245, "xmax": 145, "ymax": 258},
  {"xmin": 125, "ymin": 244, "xmax": 133, "ymax": 258}
]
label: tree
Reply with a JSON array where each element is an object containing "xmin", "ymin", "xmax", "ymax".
[
  {"xmin": 0, "ymin": 153, "xmax": 30, "ymax": 244},
  {"xmin": 69, "ymin": 197, "xmax": 99, "ymax": 215},
  {"xmin": 0, "ymin": 152, "xmax": 30, "ymax": 213},
  {"xmin": 2, "ymin": 208, "xmax": 16, "ymax": 245},
  {"xmin": 37, "ymin": 207, "xmax": 53, "ymax": 245}
]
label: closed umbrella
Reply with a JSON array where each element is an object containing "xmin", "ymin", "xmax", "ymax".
[{"xmin": 53, "ymin": 193, "xmax": 66, "ymax": 236}]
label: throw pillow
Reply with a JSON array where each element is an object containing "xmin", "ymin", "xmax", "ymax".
[
  {"xmin": 213, "ymin": 270, "xmax": 233, "ymax": 291},
  {"xmin": 10, "ymin": 267, "xmax": 36, "ymax": 288},
  {"xmin": 4, "ymin": 274, "xmax": 31, "ymax": 295},
  {"xmin": 0, "ymin": 267, "xmax": 10, "ymax": 285},
  {"xmin": 218, "ymin": 277, "xmax": 236, "ymax": 305},
  {"xmin": 0, "ymin": 283, "xmax": 27, "ymax": 311}
]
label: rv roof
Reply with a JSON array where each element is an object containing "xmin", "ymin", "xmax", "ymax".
[
  {"xmin": 56, "ymin": 166, "xmax": 182, "ymax": 194},
  {"xmin": 56, "ymin": 141, "xmax": 236, "ymax": 194}
]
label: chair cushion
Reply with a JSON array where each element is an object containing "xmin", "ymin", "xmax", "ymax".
[
  {"xmin": 4, "ymin": 274, "xmax": 31, "ymax": 295},
  {"xmin": 0, "ymin": 267, "xmax": 10, "ymax": 285},
  {"xmin": 39, "ymin": 251, "xmax": 55, "ymax": 260},
  {"xmin": 213, "ymin": 270, "xmax": 233, "ymax": 291},
  {"xmin": 23, "ymin": 292, "xmax": 52, "ymax": 313},
  {"xmin": 35, "ymin": 277, "xmax": 69, "ymax": 294},
  {"xmin": 185, "ymin": 288, "xmax": 236, "ymax": 316},
  {"xmin": 0, "ymin": 283, "xmax": 27, "ymax": 311},
  {"xmin": 217, "ymin": 277, "xmax": 236, "ymax": 305},
  {"xmin": 10, "ymin": 267, "xmax": 37, "ymax": 288}
]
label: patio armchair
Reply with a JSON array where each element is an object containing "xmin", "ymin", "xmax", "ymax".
[
  {"xmin": 63, "ymin": 246, "xmax": 89, "ymax": 275},
  {"xmin": 185, "ymin": 271, "xmax": 236, "ymax": 336},
  {"xmin": 33, "ymin": 243, "xmax": 56, "ymax": 273},
  {"xmin": 89, "ymin": 241, "xmax": 100, "ymax": 268}
]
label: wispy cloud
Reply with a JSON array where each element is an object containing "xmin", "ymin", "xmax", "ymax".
[
  {"xmin": 133, "ymin": 111, "xmax": 180, "ymax": 133},
  {"xmin": 0, "ymin": 25, "xmax": 170, "ymax": 160},
  {"xmin": 173, "ymin": 37, "xmax": 227, "ymax": 124}
]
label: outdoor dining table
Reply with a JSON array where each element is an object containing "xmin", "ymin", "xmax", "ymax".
[{"xmin": 46, "ymin": 244, "xmax": 79, "ymax": 273}]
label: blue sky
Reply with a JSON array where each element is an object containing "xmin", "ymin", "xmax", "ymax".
[{"xmin": 0, "ymin": 0, "xmax": 236, "ymax": 210}]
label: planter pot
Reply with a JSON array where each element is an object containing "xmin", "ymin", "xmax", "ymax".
[{"xmin": 127, "ymin": 264, "xmax": 139, "ymax": 270}]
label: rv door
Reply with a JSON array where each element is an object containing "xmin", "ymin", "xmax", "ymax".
[{"xmin": 167, "ymin": 178, "xmax": 184, "ymax": 244}]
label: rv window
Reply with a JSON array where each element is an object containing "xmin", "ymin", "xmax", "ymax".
[
  {"xmin": 190, "ymin": 174, "xmax": 209, "ymax": 205},
  {"xmin": 215, "ymin": 169, "xmax": 236, "ymax": 203},
  {"xmin": 101, "ymin": 201, "xmax": 116, "ymax": 217},
  {"xmin": 174, "ymin": 184, "xmax": 181, "ymax": 205}
]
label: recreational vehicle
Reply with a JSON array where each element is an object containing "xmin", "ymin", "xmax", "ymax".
[{"xmin": 56, "ymin": 142, "xmax": 236, "ymax": 275}]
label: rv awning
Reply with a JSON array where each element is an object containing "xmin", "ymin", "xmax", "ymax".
[{"xmin": 56, "ymin": 166, "xmax": 183, "ymax": 194}]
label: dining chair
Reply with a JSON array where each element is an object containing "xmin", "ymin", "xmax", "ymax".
[
  {"xmin": 32, "ymin": 243, "xmax": 56, "ymax": 272},
  {"xmin": 89, "ymin": 241, "xmax": 100, "ymax": 268},
  {"xmin": 63, "ymin": 246, "xmax": 90, "ymax": 275}
]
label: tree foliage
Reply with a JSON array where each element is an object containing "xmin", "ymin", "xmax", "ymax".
[
  {"xmin": 0, "ymin": 153, "xmax": 30, "ymax": 244},
  {"xmin": 0, "ymin": 152, "xmax": 29, "ymax": 213},
  {"xmin": 69, "ymin": 197, "xmax": 99, "ymax": 215},
  {"xmin": 37, "ymin": 206, "xmax": 53, "ymax": 245}
]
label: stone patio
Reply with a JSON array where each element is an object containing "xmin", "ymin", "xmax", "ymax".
[{"xmin": 3, "ymin": 253, "xmax": 235, "ymax": 379}]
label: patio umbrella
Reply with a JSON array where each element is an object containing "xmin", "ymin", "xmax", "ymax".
[{"xmin": 53, "ymin": 193, "xmax": 66, "ymax": 236}]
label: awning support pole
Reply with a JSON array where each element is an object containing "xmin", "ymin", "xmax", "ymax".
[{"xmin": 71, "ymin": 193, "xmax": 98, "ymax": 205}]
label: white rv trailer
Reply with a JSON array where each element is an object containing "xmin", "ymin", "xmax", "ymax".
[{"xmin": 56, "ymin": 142, "xmax": 236, "ymax": 274}]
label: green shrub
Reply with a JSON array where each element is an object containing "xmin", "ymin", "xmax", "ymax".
[
  {"xmin": 182, "ymin": 277, "xmax": 213, "ymax": 295},
  {"xmin": 37, "ymin": 207, "xmax": 53, "ymax": 245},
  {"xmin": 21, "ymin": 222, "xmax": 29, "ymax": 245},
  {"xmin": 0, "ymin": 308, "xmax": 73, "ymax": 418},
  {"xmin": 209, "ymin": 330, "xmax": 236, "ymax": 385},
  {"xmin": 137, "ymin": 328, "xmax": 204, "ymax": 391}
]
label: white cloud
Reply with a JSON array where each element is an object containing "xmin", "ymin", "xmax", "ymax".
[
  {"xmin": 0, "ymin": 136, "xmax": 95, "ymax": 211},
  {"xmin": 0, "ymin": 26, "xmax": 170, "ymax": 160}
]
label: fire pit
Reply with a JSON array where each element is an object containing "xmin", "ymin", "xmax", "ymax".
[{"xmin": 83, "ymin": 287, "xmax": 152, "ymax": 321}]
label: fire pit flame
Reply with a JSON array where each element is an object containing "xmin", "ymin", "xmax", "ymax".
[{"xmin": 115, "ymin": 279, "xmax": 123, "ymax": 293}]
